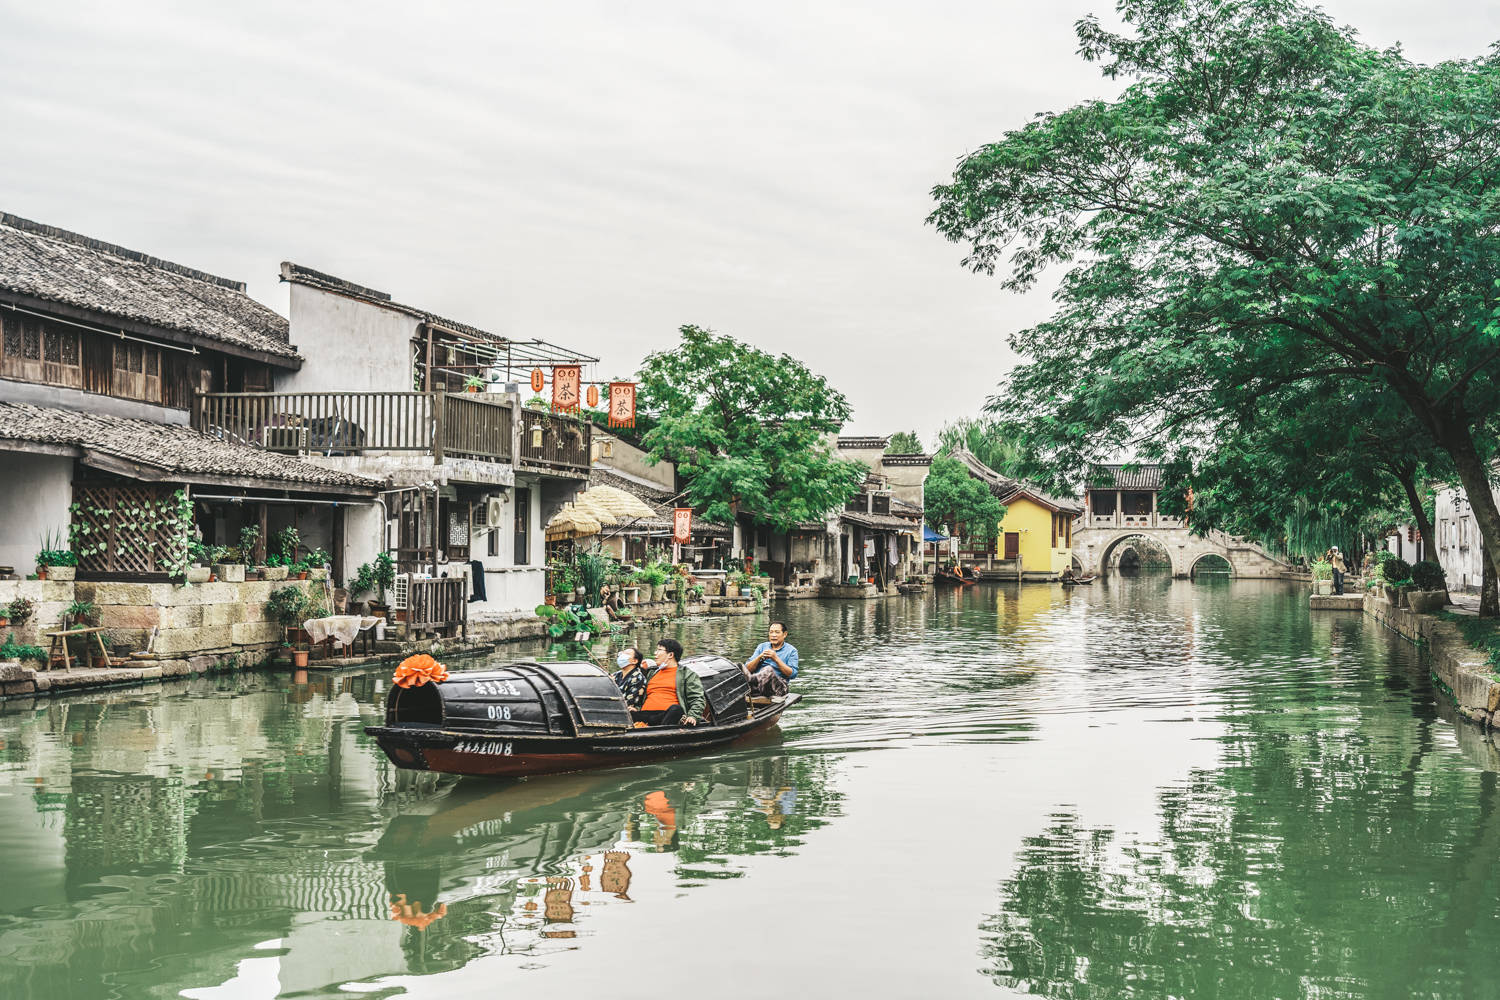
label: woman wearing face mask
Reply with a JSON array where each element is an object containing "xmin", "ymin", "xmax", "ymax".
[{"xmin": 610, "ymin": 646, "xmax": 651, "ymax": 710}]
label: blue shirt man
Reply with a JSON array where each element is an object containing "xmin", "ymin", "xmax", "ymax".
[{"xmin": 745, "ymin": 621, "xmax": 797, "ymax": 698}]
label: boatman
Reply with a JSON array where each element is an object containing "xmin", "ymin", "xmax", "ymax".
[{"xmin": 744, "ymin": 621, "xmax": 798, "ymax": 699}]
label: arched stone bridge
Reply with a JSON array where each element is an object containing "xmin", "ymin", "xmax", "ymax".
[{"xmin": 1073, "ymin": 518, "xmax": 1295, "ymax": 579}]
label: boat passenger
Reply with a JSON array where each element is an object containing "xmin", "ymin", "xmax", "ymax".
[
  {"xmin": 632, "ymin": 638, "xmax": 705, "ymax": 727},
  {"xmin": 611, "ymin": 646, "xmax": 651, "ymax": 710},
  {"xmin": 744, "ymin": 621, "xmax": 798, "ymax": 699}
]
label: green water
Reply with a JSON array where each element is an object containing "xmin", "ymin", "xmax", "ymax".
[{"xmin": 2, "ymin": 579, "xmax": 1498, "ymax": 999}]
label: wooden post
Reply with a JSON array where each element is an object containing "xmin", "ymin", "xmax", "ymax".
[
  {"xmin": 257, "ymin": 503, "xmax": 268, "ymax": 564},
  {"xmin": 432, "ymin": 392, "xmax": 445, "ymax": 464},
  {"xmin": 1151, "ymin": 490, "xmax": 1158, "ymax": 528},
  {"xmin": 1116, "ymin": 489, "xmax": 1122, "ymax": 527}
]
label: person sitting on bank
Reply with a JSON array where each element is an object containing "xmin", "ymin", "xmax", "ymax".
[
  {"xmin": 744, "ymin": 621, "xmax": 798, "ymax": 699},
  {"xmin": 611, "ymin": 646, "xmax": 651, "ymax": 710},
  {"xmin": 632, "ymin": 638, "xmax": 705, "ymax": 727},
  {"xmin": 600, "ymin": 585, "xmax": 631, "ymax": 621}
]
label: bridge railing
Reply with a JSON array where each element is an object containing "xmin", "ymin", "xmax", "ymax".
[{"xmin": 1078, "ymin": 512, "xmax": 1186, "ymax": 530}]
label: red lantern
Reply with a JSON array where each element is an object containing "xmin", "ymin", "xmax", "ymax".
[
  {"xmin": 530, "ymin": 368, "xmax": 545, "ymax": 393},
  {"xmin": 586, "ymin": 384, "xmax": 600, "ymax": 408},
  {"xmin": 608, "ymin": 382, "xmax": 636, "ymax": 428},
  {"xmin": 552, "ymin": 365, "xmax": 582, "ymax": 413}
]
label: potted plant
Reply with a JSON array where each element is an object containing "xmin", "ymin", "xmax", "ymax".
[
  {"xmin": 1311, "ymin": 559, "xmax": 1333, "ymax": 596},
  {"xmin": 1380, "ymin": 557, "xmax": 1411, "ymax": 605},
  {"xmin": 1, "ymin": 634, "xmax": 48, "ymax": 669},
  {"xmin": 264, "ymin": 553, "xmax": 291, "ymax": 581},
  {"xmin": 305, "ymin": 548, "xmax": 330, "ymax": 580},
  {"xmin": 184, "ymin": 542, "xmax": 214, "ymax": 584},
  {"xmin": 64, "ymin": 599, "xmax": 100, "ymax": 631},
  {"xmin": 291, "ymin": 560, "xmax": 310, "ymax": 580},
  {"xmin": 268, "ymin": 585, "xmax": 308, "ymax": 655},
  {"xmin": 1407, "ymin": 560, "xmax": 1447, "ymax": 613},
  {"xmin": 36, "ymin": 547, "xmax": 78, "ymax": 581},
  {"xmin": 275, "ymin": 526, "xmax": 301, "ymax": 565},
  {"xmin": 214, "ymin": 545, "xmax": 246, "ymax": 583},
  {"xmin": 463, "ymin": 375, "xmax": 484, "ymax": 393},
  {"xmin": 91, "ymin": 634, "xmax": 112, "ymax": 669},
  {"xmin": 725, "ymin": 570, "xmax": 747, "ymax": 598},
  {"xmin": 240, "ymin": 525, "xmax": 263, "ymax": 571},
  {"xmin": 6, "ymin": 597, "xmax": 34, "ymax": 629}
]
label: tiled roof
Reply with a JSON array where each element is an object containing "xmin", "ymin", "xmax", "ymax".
[
  {"xmin": 838, "ymin": 436, "xmax": 890, "ymax": 449},
  {"xmin": 1088, "ymin": 464, "xmax": 1164, "ymax": 491},
  {"xmin": 951, "ymin": 448, "xmax": 1083, "ymax": 515},
  {"xmin": 0, "ymin": 213, "xmax": 298, "ymax": 362},
  {"xmin": 0, "ymin": 402, "xmax": 378, "ymax": 493},
  {"xmin": 587, "ymin": 466, "xmax": 731, "ymax": 536},
  {"xmin": 881, "ymin": 453, "xmax": 933, "ymax": 467},
  {"xmin": 891, "ymin": 497, "xmax": 924, "ymax": 516},
  {"xmin": 841, "ymin": 510, "xmax": 921, "ymax": 531}
]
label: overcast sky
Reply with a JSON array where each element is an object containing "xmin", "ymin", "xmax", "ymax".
[{"xmin": 3, "ymin": 1, "xmax": 1498, "ymax": 442}]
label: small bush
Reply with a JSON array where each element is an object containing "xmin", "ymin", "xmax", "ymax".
[
  {"xmin": 1410, "ymin": 560, "xmax": 1447, "ymax": 591},
  {"xmin": 1311, "ymin": 560, "xmax": 1332, "ymax": 581},
  {"xmin": 267, "ymin": 586, "xmax": 308, "ymax": 627},
  {"xmin": 1376, "ymin": 550, "xmax": 1396, "ymax": 566},
  {"xmin": 1381, "ymin": 557, "xmax": 1412, "ymax": 584},
  {"xmin": 1, "ymin": 632, "xmax": 47, "ymax": 663}
]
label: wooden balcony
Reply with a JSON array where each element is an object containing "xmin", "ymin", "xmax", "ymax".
[
  {"xmin": 192, "ymin": 391, "xmax": 581, "ymax": 469},
  {"xmin": 517, "ymin": 408, "xmax": 591, "ymax": 476}
]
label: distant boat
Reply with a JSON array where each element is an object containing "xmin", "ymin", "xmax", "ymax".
[
  {"xmin": 1061, "ymin": 574, "xmax": 1098, "ymax": 587},
  {"xmin": 935, "ymin": 566, "xmax": 980, "ymax": 586},
  {"xmin": 367, "ymin": 657, "xmax": 798, "ymax": 779}
]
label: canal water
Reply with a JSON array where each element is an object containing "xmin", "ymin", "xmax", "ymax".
[{"xmin": 3, "ymin": 579, "xmax": 1499, "ymax": 999}]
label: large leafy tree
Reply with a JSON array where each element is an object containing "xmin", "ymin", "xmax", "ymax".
[
  {"xmin": 930, "ymin": 0, "xmax": 1500, "ymax": 610},
  {"xmin": 937, "ymin": 417, "xmax": 1023, "ymax": 476},
  {"xmin": 886, "ymin": 430, "xmax": 924, "ymax": 454},
  {"xmin": 924, "ymin": 456, "xmax": 1006, "ymax": 545},
  {"xmin": 637, "ymin": 325, "xmax": 867, "ymax": 531}
]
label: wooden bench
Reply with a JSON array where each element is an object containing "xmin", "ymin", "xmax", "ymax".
[{"xmin": 44, "ymin": 627, "xmax": 110, "ymax": 671}]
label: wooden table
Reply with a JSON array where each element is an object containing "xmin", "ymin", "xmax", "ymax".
[{"xmin": 44, "ymin": 626, "xmax": 110, "ymax": 671}]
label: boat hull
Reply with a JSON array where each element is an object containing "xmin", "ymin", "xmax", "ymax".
[{"xmin": 367, "ymin": 694, "xmax": 799, "ymax": 778}]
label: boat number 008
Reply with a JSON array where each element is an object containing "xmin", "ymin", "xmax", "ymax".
[{"xmin": 486, "ymin": 705, "xmax": 512, "ymax": 720}]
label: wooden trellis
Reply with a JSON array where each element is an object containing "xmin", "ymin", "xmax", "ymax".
[{"xmin": 71, "ymin": 483, "xmax": 180, "ymax": 577}]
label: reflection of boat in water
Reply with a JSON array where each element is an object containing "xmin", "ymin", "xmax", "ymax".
[{"xmin": 367, "ymin": 657, "xmax": 799, "ymax": 779}]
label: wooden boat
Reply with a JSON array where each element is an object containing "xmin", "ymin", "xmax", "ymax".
[
  {"xmin": 366, "ymin": 656, "xmax": 799, "ymax": 779},
  {"xmin": 1060, "ymin": 574, "xmax": 1098, "ymax": 587},
  {"xmin": 934, "ymin": 567, "xmax": 979, "ymax": 586}
]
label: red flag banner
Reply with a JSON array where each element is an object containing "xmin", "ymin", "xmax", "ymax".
[
  {"xmin": 673, "ymin": 508, "xmax": 693, "ymax": 545},
  {"xmin": 551, "ymin": 366, "xmax": 581, "ymax": 413},
  {"xmin": 608, "ymin": 381, "xmax": 636, "ymax": 428}
]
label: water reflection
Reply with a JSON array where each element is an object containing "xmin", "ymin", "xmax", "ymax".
[{"xmin": 0, "ymin": 663, "xmax": 842, "ymax": 999}]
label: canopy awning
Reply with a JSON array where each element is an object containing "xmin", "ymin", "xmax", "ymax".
[{"xmin": 923, "ymin": 526, "xmax": 948, "ymax": 543}]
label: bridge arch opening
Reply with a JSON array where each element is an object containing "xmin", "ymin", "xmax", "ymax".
[
  {"xmin": 1190, "ymin": 553, "xmax": 1233, "ymax": 578},
  {"xmin": 1100, "ymin": 533, "xmax": 1175, "ymax": 577}
]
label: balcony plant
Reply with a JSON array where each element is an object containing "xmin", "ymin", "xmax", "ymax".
[
  {"xmin": 464, "ymin": 375, "xmax": 484, "ymax": 393},
  {"xmin": 240, "ymin": 525, "xmax": 263, "ymax": 565},
  {"xmin": 214, "ymin": 545, "xmax": 246, "ymax": 584},
  {"xmin": 304, "ymin": 548, "xmax": 330, "ymax": 580},
  {"xmin": 350, "ymin": 553, "xmax": 396, "ymax": 612},
  {"xmin": 36, "ymin": 528, "xmax": 78, "ymax": 581},
  {"xmin": 264, "ymin": 552, "xmax": 290, "ymax": 581},
  {"xmin": 275, "ymin": 526, "xmax": 301, "ymax": 564},
  {"xmin": 291, "ymin": 560, "xmax": 310, "ymax": 580}
]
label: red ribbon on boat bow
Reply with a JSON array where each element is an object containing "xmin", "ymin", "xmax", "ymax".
[{"xmin": 393, "ymin": 654, "xmax": 449, "ymax": 688}]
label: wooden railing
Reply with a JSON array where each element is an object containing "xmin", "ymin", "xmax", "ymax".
[
  {"xmin": 441, "ymin": 393, "xmax": 513, "ymax": 462},
  {"xmin": 518, "ymin": 408, "xmax": 591, "ymax": 473},
  {"xmin": 406, "ymin": 574, "xmax": 468, "ymax": 638},
  {"xmin": 193, "ymin": 391, "xmax": 515, "ymax": 463}
]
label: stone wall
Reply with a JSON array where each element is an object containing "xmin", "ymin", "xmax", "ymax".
[
  {"xmin": 1366, "ymin": 594, "xmax": 1500, "ymax": 728},
  {"xmin": 0, "ymin": 576, "xmax": 327, "ymax": 665}
]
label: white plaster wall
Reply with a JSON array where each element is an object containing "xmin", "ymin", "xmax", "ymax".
[
  {"xmin": 465, "ymin": 476, "xmax": 546, "ymax": 613},
  {"xmin": 0, "ymin": 452, "xmax": 73, "ymax": 573},
  {"xmin": 342, "ymin": 503, "xmax": 383, "ymax": 587},
  {"xmin": 281, "ymin": 284, "xmax": 418, "ymax": 393},
  {"xmin": 593, "ymin": 437, "xmax": 674, "ymax": 491},
  {"xmin": 1435, "ymin": 486, "xmax": 1484, "ymax": 592}
]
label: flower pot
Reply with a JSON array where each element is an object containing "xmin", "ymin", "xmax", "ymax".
[
  {"xmin": 186, "ymin": 566, "xmax": 212, "ymax": 584},
  {"xmin": 263, "ymin": 566, "xmax": 289, "ymax": 581},
  {"xmin": 292, "ymin": 649, "xmax": 310, "ymax": 668},
  {"xmin": 725, "ymin": 584, "xmax": 740, "ymax": 598},
  {"xmin": 1408, "ymin": 590, "xmax": 1446, "ymax": 614},
  {"xmin": 47, "ymin": 565, "xmax": 76, "ymax": 581},
  {"xmin": 1315, "ymin": 579, "xmax": 1332, "ymax": 596},
  {"xmin": 35, "ymin": 567, "xmax": 46, "ymax": 580},
  {"xmin": 297, "ymin": 571, "xmax": 309, "ymax": 580},
  {"xmin": 91, "ymin": 654, "xmax": 110, "ymax": 669},
  {"xmin": 545, "ymin": 594, "xmax": 558, "ymax": 606},
  {"xmin": 652, "ymin": 584, "xmax": 665, "ymax": 602},
  {"xmin": 215, "ymin": 563, "xmax": 246, "ymax": 583},
  {"xmin": 310, "ymin": 567, "xmax": 329, "ymax": 580}
]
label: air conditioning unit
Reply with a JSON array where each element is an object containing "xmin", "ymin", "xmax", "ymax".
[
  {"xmin": 487, "ymin": 497, "xmax": 505, "ymax": 526},
  {"xmin": 263, "ymin": 425, "xmax": 308, "ymax": 453}
]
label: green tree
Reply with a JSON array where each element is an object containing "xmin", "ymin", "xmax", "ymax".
[
  {"xmin": 885, "ymin": 430, "xmax": 924, "ymax": 454},
  {"xmin": 637, "ymin": 325, "xmax": 867, "ymax": 531},
  {"xmin": 936, "ymin": 417, "xmax": 1022, "ymax": 475},
  {"xmin": 929, "ymin": 0, "xmax": 1500, "ymax": 611},
  {"xmin": 923, "ymin": 456, "xmax": 1006, "ymax": 546}
]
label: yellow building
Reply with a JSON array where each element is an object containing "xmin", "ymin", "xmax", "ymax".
[{"xmin": 953, "ymin": 449, "xmax": 1083, "ymax": 581}]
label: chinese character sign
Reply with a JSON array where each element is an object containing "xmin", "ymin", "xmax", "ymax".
[
  {"xmin": 530, "ymin": 368, "xmax": 545, "ymax": 393},
  {"xmin": 551, "ymin": 366, "xmax": 581, "ymax": 413},
  {"xmin": 673, "ymin": 508, "xmax": 693, "ymax": 545},
  {"xmin": 608, "ymin": 381, "xmax": 636, "ymax": 428}
]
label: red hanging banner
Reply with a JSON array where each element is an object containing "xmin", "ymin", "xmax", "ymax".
[
  {"xmin": 551, "ymin": 365, "xmax": 581, "ymax": 413},
  {"xmin": 530, "ymin": 368, "xmax": 545, "ymax": 393},
  {"xmin": 672, "ymin": 508, "xmax": 693, "ymax": 545},
  {"xmin": 608, "ymin": 381, "xmax": 636, "ymax": 428},
  {"xmin": 586, "ymin": 383, "xmax": 600, "ymax": 409}
]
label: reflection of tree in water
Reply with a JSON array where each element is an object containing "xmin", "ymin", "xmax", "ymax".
[{"xmin": 981, "ymin": 707, "xmax": 1500, "ymax": 998}]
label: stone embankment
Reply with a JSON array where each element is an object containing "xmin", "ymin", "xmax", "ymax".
[{"xmin": 1366, "ymin": 594, "xmax": 1500, "ymax": 728}]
